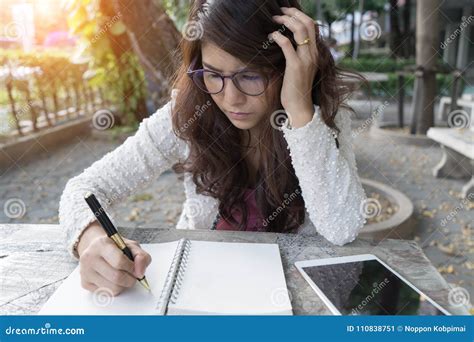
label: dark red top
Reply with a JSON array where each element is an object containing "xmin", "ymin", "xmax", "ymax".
[{"xmin": 215, "ymin": 188, "xmax": 267, "ymax": 231}]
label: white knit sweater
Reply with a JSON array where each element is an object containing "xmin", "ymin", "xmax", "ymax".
[{"xmin": 59, "ymin": 100, "xmax": 367, "ymax": 259}]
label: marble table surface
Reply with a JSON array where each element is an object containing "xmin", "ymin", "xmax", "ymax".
[{"xmin": 0, "ymin": 224, "xmax": 467, "ymax": 315}]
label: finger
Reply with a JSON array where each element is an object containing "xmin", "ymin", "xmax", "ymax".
[
  {"xmin": 280, "ymin": 7, "xmax": 317, "ymax": 42},
  {"xmin": 89, "ymin": 270, "xmax": 126, "ymax": 296},
  {"xmin": 272, "ymin": 15, "xmax": 314, "ymax": 61},
  {"xmin": 272, "ymin": 14, "xmax": 310, "ymax": 47},
  {"xmin": 95, "ymin": 256, "xmax": 136, "ymax": 288},
  {"xmin": 81, "ymin": 280, "xmax": 98, "ymax": 293},
  {"xmin": 280, "ymin": 7, "xmax": 318, "ymax": 60},
  {"xmin": 269, "ymin": 31, "xmax": 298, "ymax": 65},
  {"xmin": 102, "ymin": 240, "xmax": 135, "ymax": 274},
  {"xmin": 128, "ymin": 243, "xmax": 152, "ymax": 278}
]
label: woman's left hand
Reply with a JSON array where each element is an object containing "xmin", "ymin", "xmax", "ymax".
[{"xmin": 271, "ymin": 7, "xmax": 319, "ymax": 128}]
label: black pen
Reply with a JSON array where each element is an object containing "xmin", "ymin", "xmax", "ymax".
[{"xmin": 84, "ymin": 192, "xmax": 151, "ymax": 291}]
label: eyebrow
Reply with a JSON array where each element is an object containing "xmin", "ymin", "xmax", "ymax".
[{"xmin": 202, "ymin": 62, "xmax": 250, "ymax": 73}]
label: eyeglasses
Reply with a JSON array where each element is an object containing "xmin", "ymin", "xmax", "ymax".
[{"xmin": 187, "ymin": 57, "xmax": 270, "ymax": 96}]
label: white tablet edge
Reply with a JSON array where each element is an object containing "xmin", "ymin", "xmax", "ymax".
[{"xmin": 295, "ymin": 254, "xmax": 451, "ymax": 316}]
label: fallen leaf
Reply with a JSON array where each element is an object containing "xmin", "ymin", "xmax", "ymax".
[
  {"xmin": 437, "ymin": 265, "xmax": 455, "ymax": 274},
  {"xmin": 437, "ymin": 243, "xmax": 457, "ymax": 256},
  {"xmin": 422, "ymin": 210, "xmax": 435, "ymax": 218},
  {"xmin": 126, "ymin": 208, "xmax": 140, "ymax": 222},
  {"xmin": 131, "ymin": 193, "xmax": 153, "ymax": 202}
]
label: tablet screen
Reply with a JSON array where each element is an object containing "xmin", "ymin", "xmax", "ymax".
[{"xmin": 302, "ymin": 259, "xmax": 447, "ymax": 315}]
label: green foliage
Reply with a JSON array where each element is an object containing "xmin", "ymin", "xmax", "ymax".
[
  {"xmin": 339, "ymin": 56, "xmax": 453, "ymax": 99},
  {"xmin": 363, "ymin": 73, "xmax": 452, "ymax": 99},
  {"xmin": 0, "ymin": 50, "xmax": 82, "ymax": 110},
  {"xmin": 66, "ymin": 0, "xmax": 147, "ymax": 124},
  {"xmin": 363, "ymin": 0, "xmax": 387, "ymax": 13},
  {"xmin": 339, "ymin": 57, "xmax": 416, "ymax": 73},
  {"xmin": 162, "ymin": 0, "xmax": 191, "ymax": 31},
  {"xmin": 300, "ymin": 0, "xmax": 317, "ymax": 18},
  {"xmin": 302, "ymin": 0, "xmax": 386, "ymax": 30}
]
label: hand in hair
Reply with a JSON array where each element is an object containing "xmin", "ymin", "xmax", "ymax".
[{"xmin": 270, "ymin": 7, "xmax": 319, "ymax": 129}]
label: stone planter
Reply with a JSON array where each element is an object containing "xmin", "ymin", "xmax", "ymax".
[
  {"xmin": 360, "ymin": 178, "xmax": 415, "ymax": 240},
  {"xmin": 370, "ymin": 123, "xmax": 434, "ymax": 147}
]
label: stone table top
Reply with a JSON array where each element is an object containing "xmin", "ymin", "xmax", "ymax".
[{"xmin": 0, "ymin": 224, "xmax": 467, "ymax": 315}]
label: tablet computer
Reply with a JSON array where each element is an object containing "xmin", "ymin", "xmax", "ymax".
[{"xmin": 295, "ymin": 254, "xmax": 450, "ymax": 315}]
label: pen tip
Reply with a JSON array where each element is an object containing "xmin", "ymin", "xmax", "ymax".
[{"xmin": 140, "ymin": 277, "xmax": 151, "ymax": 291}]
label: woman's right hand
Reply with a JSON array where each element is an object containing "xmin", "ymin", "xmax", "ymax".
[{"xmin": 76, "ymin": 222, "xmax": 152, "ymax": 296}]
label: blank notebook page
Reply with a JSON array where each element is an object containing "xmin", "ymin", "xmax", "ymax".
[
  {"xmin": 38, "ymin": 241, "xmax": 179, "ymax": 315},
  {"xmin": 38, "ymin": 240, "xmax": 292, "ymax": 315},
  {"xmin": 167, "ymin": 241, "xmax": 292, "ymax": 315}
]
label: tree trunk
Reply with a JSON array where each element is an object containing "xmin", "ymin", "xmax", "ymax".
[
  {"xmin": 349, "ymin": 8, "xmax": 356, "ymax": 57},
  {"xmin": 99, "ymin": 0, "xmax": 148, "ymax": 123},
  {"xmin": 353, "ymin": 0, "xmax": 364, "ymax": 60},
  {"xmin": 411, "ymin": 0, "xmax": 440, "ymax": 135},
  {"xmin": 6, "ymin": 78, "xmax": 22, "ymax": 136},
  {"xmin": 112, "ymin": 0, "xmax": 182, "ymax": 107},
  {"xmin": 402, "ymin": 0, "xmax": 412, "ymax": 58},
  {"xmin": 389, "ymin": 0, "xmax": 402, "ymax": 58}
]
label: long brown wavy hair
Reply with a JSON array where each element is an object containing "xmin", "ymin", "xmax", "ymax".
[{"xmin": 171, "ymin": 0, "xmax": 358, "ymax": 233}]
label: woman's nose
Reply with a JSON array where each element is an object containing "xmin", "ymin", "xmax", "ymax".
[{"xmin": 222, "ymin": 78, "xmax": 246, "ymax": 103}]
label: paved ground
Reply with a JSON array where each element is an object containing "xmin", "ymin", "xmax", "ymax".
[
  {"xmin": 1, "ymin": 107, "xmax": 472, "ymax": 305},
  {"xmin": 0, "ymin": 132, "xmax": 185, "ymax": 230}
]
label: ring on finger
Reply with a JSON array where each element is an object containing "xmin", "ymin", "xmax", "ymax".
[{"xmin": 297, "ymin": 38, "xmax": 311, "ymax": 46}]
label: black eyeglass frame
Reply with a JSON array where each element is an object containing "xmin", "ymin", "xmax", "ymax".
[{"xmin": 186, "ymin": 57, "xmax": 271, "ymax": 96}]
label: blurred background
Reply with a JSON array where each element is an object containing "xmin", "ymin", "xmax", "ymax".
[{"xmin": 0, "ymin": 0, "xmax": 472, "ymax": 312}]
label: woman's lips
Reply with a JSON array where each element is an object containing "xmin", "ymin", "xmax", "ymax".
[{"xmin": 229, "ymin": 112, "xmax": 252, "ymax": 120}]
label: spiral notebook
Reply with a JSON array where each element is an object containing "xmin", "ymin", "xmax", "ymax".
[{"xmin": 39, "ymin": 239, "xmax": 293, "ymax": 315}]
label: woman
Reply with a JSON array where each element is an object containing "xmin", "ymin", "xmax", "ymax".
[{"xmin": 59, "ymin": 0, "xmax": 367, "ymax": 296}]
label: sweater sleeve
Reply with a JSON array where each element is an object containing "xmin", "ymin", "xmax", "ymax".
[
  {"xmin": 281, "ymin": 105, "xmax": 367, "ymax": 245},
  {"xmin": 59, "ymin": 100, "xmax": 186, "ymax": 259}
]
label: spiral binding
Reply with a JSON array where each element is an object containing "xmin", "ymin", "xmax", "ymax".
[
  {"xmin": 155, "ymin": 238, "xmax": 192, "ymax": 315},
  {"xmin": 169, "ymin": 240, "xmax": 191, "ymax": 304}
]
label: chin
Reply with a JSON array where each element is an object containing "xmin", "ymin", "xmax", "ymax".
[{"xmin": 229, "ymin": 119, "xmax": 258, "ymax": 130}]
